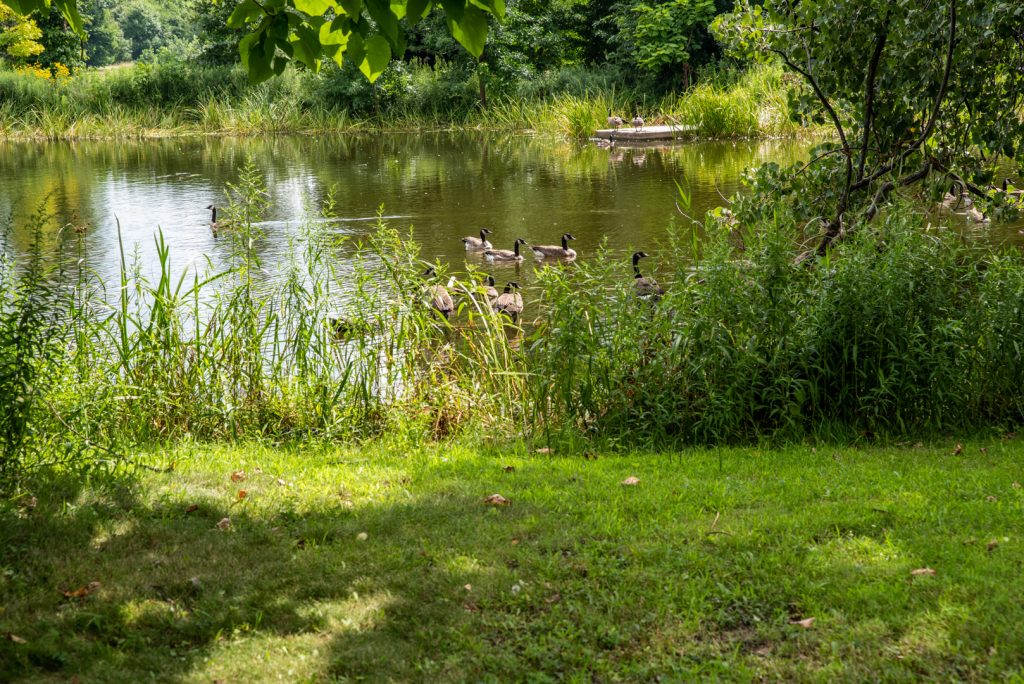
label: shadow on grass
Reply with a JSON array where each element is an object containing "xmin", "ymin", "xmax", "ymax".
[{"xmin": 2, "ymin": 450, "xmax": 1023, "ymax": 681}]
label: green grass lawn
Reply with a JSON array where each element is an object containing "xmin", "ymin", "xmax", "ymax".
[{"xmin": 2, "ymin": 439, "xmax": 1023, "ymax": 682}]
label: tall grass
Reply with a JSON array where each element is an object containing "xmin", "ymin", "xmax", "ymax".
[
  {"xmin": 6, "ymin": 177, "xmax": 1023, "ymax": 490},
  {"xmin": 0, "ymin": 61, "xmax": 818, "ymax": 140}
]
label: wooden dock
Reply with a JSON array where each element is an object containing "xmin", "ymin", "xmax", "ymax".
[{"xmin": 593, "ymin": 124, "xmax": 695, "ymax": 142}]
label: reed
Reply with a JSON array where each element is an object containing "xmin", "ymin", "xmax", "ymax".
[{"xmin": 6, "ymin": 180, "xmax": 1024, "ymax": 492}]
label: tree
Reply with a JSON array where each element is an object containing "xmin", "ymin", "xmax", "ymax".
[
  {"xmin": 621, "ymin": 0, "xmax": 716, "ymax": 88},
  {"xmin": 117, "ymin": 0, "xmax": 162, "ymax": 59},
  {"xmin": 715, "ymin": 0, "xmax": 1024, "ymax": 256},
  {"xmin": 0, "ymin": 1, "xmax": 44, "ymax": 62},
  {"xmin": 84, "ymin": 7, "xmax": 130, "ymax": 65},
  {"xmin": 34, "ymin": 1, "xmax": 84, "ymax": 71},
  {"xmin": 8, "ymin": 0, "xmax": 501, "ymax": 84}
]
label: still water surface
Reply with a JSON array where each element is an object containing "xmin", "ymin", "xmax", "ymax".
[{"xmin": 0, "ymin": 133, "xmax": 1017, "ymax": 292}]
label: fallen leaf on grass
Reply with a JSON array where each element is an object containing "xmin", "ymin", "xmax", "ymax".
[
  {"xmin": 185, "ymin": 504, "xmax": 199, "ymax": 514},
  {"xmin": 254, "ymin": 467, "xmax": 263, "ymax": 475},
  {"xmin": 789, "ymin": 617, "xmax": 815, "ymax": 628},
  {"xmin": 464, "ymin": 584, "xmax": 472, "ymax": 592},
  {"xmin": 535, "ymin": 447, "xmax": 552, "ymax": 454},
  {"xmin": 987, "ymin": 495, "xmax": 999, "ymax": 502},
  {"xmin": 356, "ymin": 532, "xmax": 369, "ymax": 541},
  {"xmin": 502, "ymin": 466, "xmax": 516, "ymax": 473},
  {"xmin": 910, "ymin": 567, "xmax": 936, "ymax": 577},
  {"xmin": 7, "ymin": 634, "xmax": 26, "ymax": 644},
  {"xmin": 621, "ymin": 476, "xmax": 640, "ymax": 486},
  {"xmin": 987, "ymin": 539, "xmax": 1000, "ymax": 552},
  {"xmin": 545, "ymin": 593, "xmax": 562, "ymax": 604},
  {"xmin": 276, "ymin": 478, "xmax": 289, "ymax": 487},
  {"xmin": 216, "ymin": 517, "xmax": 232, "ymax": 530},
  {"xmin": 583, "ymin": 452, "xmax": 598, "ymax": 461},
  {"xmin": 25, "ymin": 496, "xmax": 37, "ymax": 510},
  {"xmin": 963, "ymin": 538, "xmax": 977, "ymax": 546},
  {"xmin": 483, "ymin": 494, "xmax": 511, "ymax": 506},
  {"xmin": 236, "ymin": 489, "xmax": 247, "ymax": 500},
  {"xmin": 952, "ymin": 443, "xmax": 963, "ymax": 455},
  {"xmin": 979, "ymin": 447, "xmax": 988, "ymax": 455},
  {"xmin": 62, "ymin": 581, "xmax": 101, "ymax": 599},
  {"xmin": 230, "ymin": 470, "xmax": 246, "ymax": 482},
  {"xmin": 1013, "ymin": 482, "xmax": 1022, "ymax": 490},
  {"xmin": 463, "ymin": 601, "xmax": 480, "ymax": 612}
]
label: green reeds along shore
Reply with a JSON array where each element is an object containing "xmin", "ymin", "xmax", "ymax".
[
  {"xmin": 0, "ymin": 62, "xmax": 818, "ymax": 140},
  {"xmin": 3, "ymin": 166, "xmax": 1024, "ymax": 488}
]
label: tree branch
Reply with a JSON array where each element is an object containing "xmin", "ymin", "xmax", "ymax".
[
  {"xmin": 850, "ymin": 0, "xmax": 957, "ymax": 194},
  {"xmin": 857, "ymin": 14, "xmax": 890, "ymax": 182}
]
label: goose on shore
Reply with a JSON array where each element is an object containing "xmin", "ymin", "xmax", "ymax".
[
  {"xmin": 484, "ymin": 238, "xmax": 527, "ymax": 263},
  {"xmin": 422, "ymin": 266, "xmax": 455, "ymax": 321},
  {"xmin": 607, "ymin": 111, "xmax": 624, "ymax": 129},
  {"xmin": 631, "ymin": 115, "xmax": 644, "ymax": 132},
  {"xmin": 206, "ymin": 204, "xmax": 232, "ymax": 233},
  {"xmin": 530, "ymin": 233, "xmax": 577, "ymax": 260},
  {"xmin": 493, "ymin": 282, "xmax": 523, "ymax": 323},
  {"xmin": 632, "ymin": 251, "xmax": 665, "ymax": 299},
  {"xmin": 462, "ymin": 228, "xmax": 493, "ymax": 251}
]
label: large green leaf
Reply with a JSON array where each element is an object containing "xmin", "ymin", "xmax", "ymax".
[
  {"xmin": 228, "ymin": 0, "xmax": 264, "ymax": 28},
  {"xmin": 364, "ymin": 0, "xmax": 400, "ymax": 49},
  {"xmin": 359, "ymin": 34, "xmax": 391, "ymax": 81},
  {"xmin": 444, "ymin": 2, "xmax": 488, "ymax": 57},
  {"xmin": 294, "ymin": 0, "xmax": 336, "ymax": 14}
]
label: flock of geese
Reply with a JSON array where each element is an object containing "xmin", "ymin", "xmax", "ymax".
[
  {"xmin": 418, "ymin": 229, "xmax": 665, "ymax": 325},
  {"xmin": 606, "ymin": 112, "xmax": 645, "ymax": 131},
  {"xmin": 941, "ymin": 179, "xmax": 1024, "ymax": 223}
]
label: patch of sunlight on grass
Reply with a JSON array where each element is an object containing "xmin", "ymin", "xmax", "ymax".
[
  {"xmin": 813, "ymin": 535, "xmax": 905, "ymax": 577},
  {"xmin": 298, "ymin": 591, "xmax": 394, "ymax": 633},
  {"xmin": 185, "ymin": 632, "xmax": 330, "ymax": 684}
]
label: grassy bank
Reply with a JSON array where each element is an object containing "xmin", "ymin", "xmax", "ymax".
[
  {"xmin": 0, "ymin": 63, "xmax": 814, "ymax": 141},
  {"xmin": 3, "ymin": 439, "xmax": 1023, "ymax": 681}
]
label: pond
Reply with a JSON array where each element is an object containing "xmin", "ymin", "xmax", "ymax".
[{"xmin": 0, "ymin": 133, "xmax": 1019, "ymax": 293}]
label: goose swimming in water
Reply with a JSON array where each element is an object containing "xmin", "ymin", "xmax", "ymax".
[
  {"xmin": 492, "ymin": 282, "xmax": 523, "ymax": 323},
  {"xmin": 632, "ymin": 251, "xmax": 665, "ymax": 300},
  {"xmin": 484, "ymin": 238, "xmax": 527, "ymax": 263},
  {"xmin": 530, "ymin": 233, "xmax": 577, "ymax": 260},
  {"xmin": 422, "ymin": 266, "xmax": 455, "ymax": 321},
  {"xmin": 462, "ymin": 228, "xmax": 493, "ymax": 251}
]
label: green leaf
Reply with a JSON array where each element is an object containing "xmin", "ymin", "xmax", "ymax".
[
  {"xmin": 339, "ymin": 0, "xmax": 362, "ymax": 16},
  {"xmin": 364, "ymin": 0, "xmax": 400, "ymax": 49},
  {"xmin": 405, "ymin": 0, "xmax": 433, "ymax": 22},
  {"xmin": 290, "ymin": 25, "xmax": 322, "ymax": 69},
  {"xmin": 240, "ymin": 31, "xmax": 275, "ymax": 84},
  {"xmin": 228, "ymin": 0, "xmax": 263, "ymax": 28},
  {"xmin": 53, "ymin": 0, "xmax": 84, "ymax": 34},
  {"xmin": 359, "ymin": 34, "xmax": 391, "ymax": 81},
  {"xmin": 294, "ymin": 0, "xmax": 336, "ymax": 14},
  {"xmin": 445, "ymin": 2, "xmax": 488, "ymax": 57}
]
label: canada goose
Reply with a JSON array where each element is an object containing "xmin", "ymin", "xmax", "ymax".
[
  {"xmin": 941, "ymin": 182, "xmax": 972, "ymax": 209},
  {"xmin": 632, "ymin": 251, "xmax": 665, "ymax": 299},
  {"xmin": 462, "ymin": 228, "xmax": 493, "ymax": 251},
  {"xmin": 1000, "ymin": 178, "xmax": 1024, "ymax": 199},
  {"xmin": 631, "ymin": 115, "xmax": 644, "ymax": 132},
  {"xmin": 422, "ymin": 267, "xmax": 455, "ymax": 321},
  {"xmin": 531, "ymin": 233, "xmax": 577, "ymax": 260},
  {"xmin": 493, "ymin": 282, "xmax": 523, "ymax": 323},
  {"xmin": 206, "ymin": 204, "xmax": 232, "ymax": 233},
  {"xmin": 607, "ymin": 111, "xmax": 624, "ymax": 129},
  {"xmin": 483, "ymin": 275, "xmax": 499, "ymax": 305},
  {"xmin": 961, "ymin": 205, "xmax": 990, "ymax": 223},
  {"xmin": 484, "ymin": 238, "xmax": 527, "ymax": 263}
]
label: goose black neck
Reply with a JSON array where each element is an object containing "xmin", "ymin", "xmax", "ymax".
[
  {"xmin": 211, "ymin": 206, "xmax": 217, "ymax": 223},
  {"xmin": 561, "ymin": 235, "xmax": 568, "ymax": 249},
  {"xmin": 480, "ymin": 229, "xmax": 488, "ymax": 241},
  {"xmin": 514, "ymin": 241, "xmax": 520, "ymax": 256},
  {"xmin": 504, "ymin": 284, "xmax": 512, "ymax": 293}
]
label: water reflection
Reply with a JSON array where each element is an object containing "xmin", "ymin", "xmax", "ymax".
[{"xmin": 2, "ymin": 133, "xmax": 1017, "ymax": 295}]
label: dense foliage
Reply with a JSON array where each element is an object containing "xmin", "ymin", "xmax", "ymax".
[{"xmin": 716, "ymin": 0, "xmax": 1024, "ymax": 254}]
